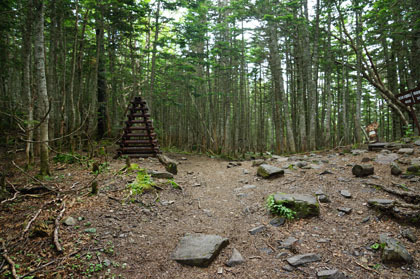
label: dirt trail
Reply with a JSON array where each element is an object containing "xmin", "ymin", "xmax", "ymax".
[{"xmin": 1, "ymin": 150, "xmax": 419, "ymax": 278}]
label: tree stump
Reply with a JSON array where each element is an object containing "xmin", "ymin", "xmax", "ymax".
[
  {"xmin": 157, "ymin": 154, "xmax": 178, "ymax": 175},
  {"xmin": 352, "ymin": 164, "xmax": 374, "ymax": 177}
]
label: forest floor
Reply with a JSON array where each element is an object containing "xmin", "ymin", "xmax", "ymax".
[{"xmin": 0, "ymin": 144, "xmax": 419, "ymax": 279}]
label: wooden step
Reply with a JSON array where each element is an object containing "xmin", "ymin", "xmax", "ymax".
[
  {"xmin": 130, "ymin": 100, "xmax": 146, "ymax": 105},
  {"xmin": 124, "ymin": 133, "xmax": 156, "ymax": 137},
  {"xmin": 119, "ymin": 148, "xmax": 159, "ymax": 154},
  {"xmin": 125, "ymin": 120, "xmax": 152, "ymax": 125},
  {"xmin": 129, "ymin": 107, "xmax": 148, "ymax": 112},
  {"xmin": 120, "ymin": 139, "xmax": 157, "ymax": 144},
  {"xmin": 124, "ymin": 127, "xmax": 154, "ymax": 131},
  {"xmin": 130, "ymin": 113, "xmax": 151, "ymax": 118}
]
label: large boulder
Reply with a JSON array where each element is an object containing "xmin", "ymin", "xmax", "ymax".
[
  {"xmin": 273, "ymin": 193, "xmax": 320, "ymax": 218},
  {"xmin": 379, "ymin": 234, "xmax": 413, "ymax": 265},
  {"xmin": 171, "ymin": 234, "xmax": 229, "ymax": 267},
  {"xmin": 257, "ymin": 164, "xmax": 284, "ymax": 179}
]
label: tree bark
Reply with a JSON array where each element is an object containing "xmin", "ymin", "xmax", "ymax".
[{"xmin": 34, "ymin": 0, "xmax": 50, "ymax": 175}]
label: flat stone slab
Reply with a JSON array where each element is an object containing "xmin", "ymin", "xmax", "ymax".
[
  {"xmin": 376, "ymin": 153, "xmax": 399, "ymax": 164},
  {"xmin": 273, "ymin": 193, "xmax": 320, "ymax": 218},
  {"xmin": 398, "ymin": 148, "xmax": 414, "ymax": 155},
  {"xmin": 340, "ymin": 190, "xmax": 352, "ymax": 198},
  {"xmin": 287, "ymin": 253, "xmax": 321, "ymax": 266},
  {"xmin": 171, "ymin": 234, "xmax": 229, "ymax": 267},
  {"xmin": 249, "ymin": 225, "xmax": 265, "ymax": 235},
  {"xmin": 149, "ymin": 171, "xmax": 174, "ymax": 179},
  {"xmin": 317, "ymin": 269, "xmax": 346, "ymax": 279},
  {"xmin": 368, "ymin": 198, "xmax": 395, "ymax": 209},
  {"xmin": 257, "ymin": 164, "xmax": 284, "ymax": 179}
]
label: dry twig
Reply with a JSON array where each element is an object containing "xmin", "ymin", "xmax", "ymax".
[
  {"xmin": 22, "ymin": 208, "xmax": 42, "ymax": 237},
  {"xmin": 1, "ymin": 240, "xmax": 19, "ymax": 279}
]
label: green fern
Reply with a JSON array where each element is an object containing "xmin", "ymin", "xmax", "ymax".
[{"xmin": 266, "ymin": 194, "xmax": 296, "ymax": 220}]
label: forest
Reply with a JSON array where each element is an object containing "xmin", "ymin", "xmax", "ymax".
[
  {"xmin": 0, "ymin": 0, "xmax": 420, "ymax": 278},
  {"xmin": 1, "ymin": 0, "xmax": 419, "ymax": 164}
]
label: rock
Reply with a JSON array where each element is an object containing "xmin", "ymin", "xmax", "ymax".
[
  {"xmin": 269, "ymin": 217, "xmax": 285, "ymax": 227},
  {"xmin": 337, "ymin": 207, "xmax": 352, "ymax": 214},
  {"xmin": 243, "ymin": 169, "xmax": 250, "ymax": 174},
  {"xmin": 276, "ymin": 252, "xmax": 289, "ymax": 258},
  {"xmin": 225, "ymin": 248, "xmax": 244, "ymax": 267},
  {"xmin": 181, "ymin": 157, "xmax": 187, "ymax": 160},
  {"xmin": 361, "ymin": 157, "xmax": 371, "ymax": 162},
  {"xmin": 401, "ymin": 229, "xmax": 417, "ymax": 243},
  {"xmin": 398, "ymin": 148, "xmax": 414, "ymax": 155},
  {"xmin": 340, "ymin": 190, "xmax": 352, "ymax": 198},
  {"xmin": 315, "ymin": 190, "xmax": 330, "ymax": 203},
  {"xmin": 171, "ymin": 234, "xmax": 229, "ymax": 267},
  {"xmin": 287, "ymin": 253, "xmax": 321, "ymax": 266},
  {"xmin": 319, "ymin": 170, "xmax": 333, "ymax": 175},
  {"xmin": 317, "ymin": 194, "xmax": 330, "ymax": 203},
  {"xmin": 402, "ymin": 138, "xmax": 412, "ymax": 144},
  {"xmin": 361, "ymin": 216, "xmax": 370, "ymax": 223},
  {"xmin": 407, "ymin": 165, "xmax": 420, "ymax": 175},
  {"xmin": 379, "ymin": 234, "xmax": 413, "ymax": 264},
  {"xmin": 390, "ymin": 163, "xmax": 402, "ymax": 176},
  {"xmin": 103, "ymin": 259, "xmax": 111, "ymax": 267},
  {"xmin": 296, "ymin": 161, "xmax": 308, "ymax": 168},
  {"xmin": 368, "ymin": 198, "xmax": 395, "ymax": 209},
  {"xmin": 217, "ymin": 267, "xmax": 223, "ymax": 274},
  {"xmin": 282, "ymin": 264, "xmax": 294, "ymax": 272},
  {"xmin": 242, "ymin": 184, "xmax": 256, "ymax": 190},
  {"xmin": 272, "ymin": 193, "xmax": 320, "ymax": 218},
  {"xmin": 352, "ymin": 164, "xmax": 374, "ymax": 177},
  {"xmin": 249, "ymin": 225, "xmax": 265, "ymax": 235},
  {"xmin": 149, "ymin": 171, "xmax": 174, "ymax": 179},
  {"xmin": 257, "ymin": 164, "xmax": 284, "ymax": 179},
  {"xmin": 84, "ymin": 228, "xmax": 97, "ymax": 234},
  {"xmin": 414, "ymin": 140, "xmax": 420, "ymax": 146},
  {"xmin": 411, "ymin": 158, "xmax": 420, "ymax": 165},
  {"xmin": 63, "ymin": 216, "xmax": 77, "ymax": 226},
  {"xmin": 351, "ymin": 149, "xmax": 367, "ymax": 156},
  {"xmin": 376, "ymin": 153, "xmax": 399, "ymax": 164},
  {"xmin": 338, "ymin": 177, "xmax": 351, "ymax": 182},
  {"xmin": 252, "ymin": 159, "xmax": 265, "ymax": 167},
  {"xmin": 317, "ymin": 269, "xmax": 346, "ymax": 279},
  {"xmin": 279, "ymin": 236, "xmax": 298, "ymax": 249}
]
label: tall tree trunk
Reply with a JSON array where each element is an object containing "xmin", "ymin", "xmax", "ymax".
[
  {"xmin": 96, "ymin": 2, "xmax": 107, "ymax": 139},
  {"xmin": 23, "ymin": 0, "xmax": 34, "ymax": 166},
  {"xmin": 34, "ymin": 0, "xmax": 50, "ymax": 175},
  {"xmin": 354, "ymin": 0, "xmax": 362, "ymax": 143}
]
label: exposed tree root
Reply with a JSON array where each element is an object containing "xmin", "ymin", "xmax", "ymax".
[
  {"xmin": 22, "ymin": 208, "xmax": 42, "ymax": 237},
  {"xmin": 365, "ymin": 182, "xmax": 420, "ymax": 204}
]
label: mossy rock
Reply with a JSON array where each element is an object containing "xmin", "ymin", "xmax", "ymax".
[
  {"xmin": 407, "ymin": 165, "xmax": 420, "ymax": 176},
  {"xmin": 257, "ymin": 164, "xmax": 284, "ymax": 179},
  {"xmin": 273, "ymin": 193, "xmax": 320, "ymax": 218}
]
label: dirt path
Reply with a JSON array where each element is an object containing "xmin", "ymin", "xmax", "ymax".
[{"xmin": 1, "ymin": 150, "xmax": 419, "ymax": 278}]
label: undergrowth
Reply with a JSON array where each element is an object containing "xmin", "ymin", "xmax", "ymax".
[
  {"xmin": 127, "ymin": 169, "xmax": 155, "ymax": 196},
  {"xmin": 266, "ymin": 194, "xmax": 296, "ymax": 220}
]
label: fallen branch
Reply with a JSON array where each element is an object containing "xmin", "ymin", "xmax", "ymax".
[
  {"xmin": 354, "ymin": 260, "xmax": 380, "ymax": 274},
  {"xmin": 11, "ymin": 161, "xmax": 58, "ymax": 194},
  {"xmin": 53, "ymin": 201, "xmax": 66, "ymax": 253},
  {"xmin": 1, "ymin": 191, "xmax": 18, "ymax": 204},
  {"xmin": 1, "ymin": 241, "xmax": 19, "ymax": 279},
  {"xmin": 22, "ymin": 209, "xmax": 42, "ymax": 237}
]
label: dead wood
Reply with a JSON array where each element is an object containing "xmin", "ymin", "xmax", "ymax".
[
  {"xmin": 22, "ymin": 208, "xmax": 42, "ymax": 237},
  {"xmin": 365, "ymin": 182, "xmax": 420, "ymax": 204},
  {"xmin": 1, "ymin": 241, "xmax": 18, "ymax": 279},
  {"xmin": 53, "ymin": 201, "xmax": 66, "ymax": 253},
  {"xmin": 157, "ymin": 154, "xmax": 178, "ymax": 175}
]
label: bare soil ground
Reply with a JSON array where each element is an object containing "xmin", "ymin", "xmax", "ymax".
[{"xmin": 0, "ymin": 146, "xmax": 419, "ymax": 279}]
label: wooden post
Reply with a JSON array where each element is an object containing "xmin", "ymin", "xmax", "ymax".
[{"xmin": 409, "ymin": 106, "xmax": 420, "ymax": 136}]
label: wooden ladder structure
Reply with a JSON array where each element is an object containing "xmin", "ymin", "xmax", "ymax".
[{"xmin": 117, "ymin": 96, "xmax": 160, "ymax": 158}]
